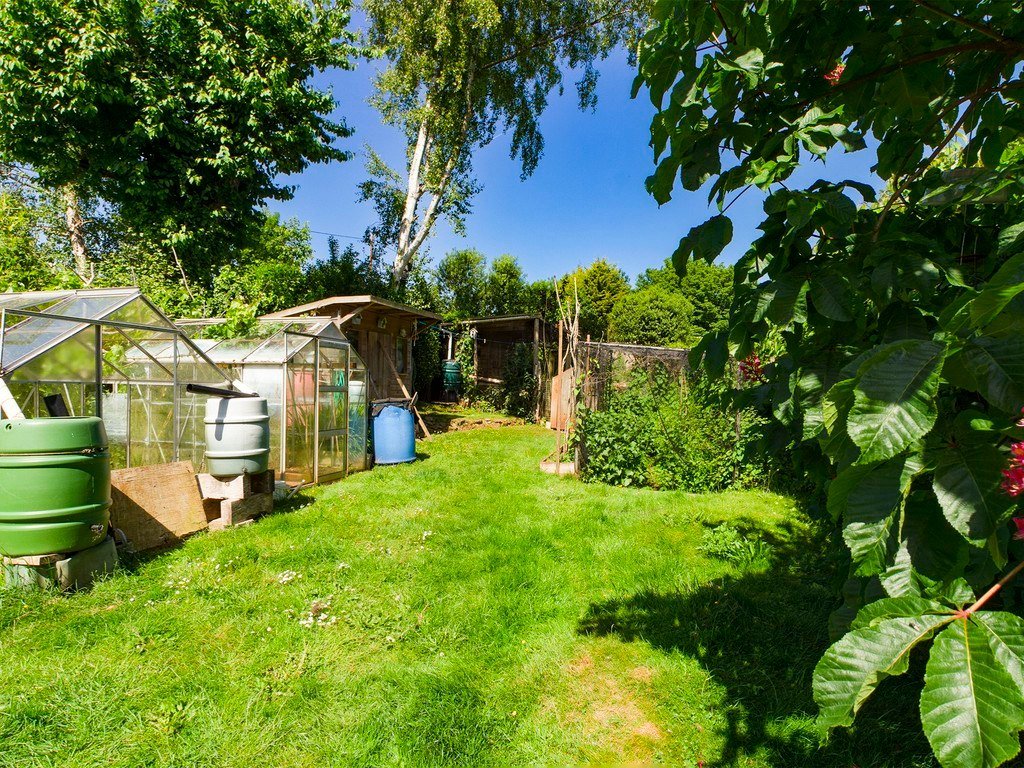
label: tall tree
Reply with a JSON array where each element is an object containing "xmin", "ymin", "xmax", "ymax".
[
  {"xmin": 638, "ymin": 258, "xmax": 732, "ymax": 334},
  {"xmin": 359, "ymin": 0, "xmax": 647, "ymax": 284},
  {"xmin": 607, "ymin": 287, "xmax": 697, "ymax": 347},
  {"xmin": 560, "ymin": 257, "xmax": 630, "ymax": 339},
  {"xmin": 0, "ymin": 0, "xmax": 355, "ymax": 280},
  {"xmin": 436, "ymin": 248, "xmax": 488, "ymax": 319},
  {"xmin": 0, "ymin": 189, "xmax": 67, "ymax": 291},
  {"xmin": 483, "ymin": 254, "xmax": 529, "ymax": 315},
  {"xmin": 637, "ymin": 3, "xmax": 1024, "ymax": 765}
]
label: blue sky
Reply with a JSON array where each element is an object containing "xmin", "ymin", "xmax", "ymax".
[{"xmin": 268, "ymin": 51, "xmax": 878, "ymax": 284}]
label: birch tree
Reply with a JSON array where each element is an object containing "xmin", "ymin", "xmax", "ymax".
[{"xmin": 360, "ymin": 0, "xmax": 647, "ymax": 284}]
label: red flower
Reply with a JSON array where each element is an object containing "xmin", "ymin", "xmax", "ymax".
[
  {"xmin": 738, "ymin": 352, "xmax": 764, "ymax": 383},
  {"xmin": 1012, "ymin": 442, "xmax": 1024, "ymax": 461},
  {"xmin": 824, "ymin": 63, "xmax": 846, "ymax": 85},
  {"xmin": 1002, "ymin": 466, "xmax": 1024, "ymax": 497},
  {"xmin": 1014, "ymin": 517, "xmax": 1024, "ymax": 541}
]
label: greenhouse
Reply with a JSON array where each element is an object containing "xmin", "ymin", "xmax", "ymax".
[
  {"xmin": 0, "ymin": 288, "xmax": 231, "ymax": 470},
  {"xmin": 174, "ymin": 317, "xmax": 369, "ymax": 484}
]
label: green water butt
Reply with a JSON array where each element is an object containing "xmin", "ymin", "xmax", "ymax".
[{"xmin": 0, "ymin": 417, "xmax": 111, "ymax": 557}]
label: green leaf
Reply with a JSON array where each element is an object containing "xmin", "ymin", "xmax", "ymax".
[
  {"xmin": 996, "ymin": 222, "xmax": 1024, "ymax": 257},
  {"xmin": 961, "ymin": 336, "xmax": 1024, "ymax": 414},
  {"xmin": 851, "ymin": 595, "xmax": 946, "ymax": 630},
  {"xmin": 969, "ymin": 252, "xmax": 1024, "ymax": 328},
  {"xmin": 933, "ymin": 438, "xmax": 1013, "ymax": 548},
  {"xmin": 809, "ymin": 271, "xmax": 853, "ymax": 322},
  {"xmin": 671, "ymin": 215, "xmax": 733, "ymax": 270},
  {"xmin": 766, "ymin": 273, "xmax": 809, "ymax": 326},
  {"xmin": 881, "ymin": 494, "xmax": 970, "ymax": 598},
  {"xmin": 921, "ymin": 618, "xmax": 1024, "ymax": 768},
  {"xmin": 841, "ymin": 454, "xmax": 922, "ymax": 576},
  {"xmin": 848, "ymin": 341, "xmax": 945, "ymax": 463},
  {"xmin": 973, "ymin": 612, "xmax": 1024, "ymax": 689},
  {"xmin": 814, "ymin": 612, "xmax": 953, "ymax": 728}
]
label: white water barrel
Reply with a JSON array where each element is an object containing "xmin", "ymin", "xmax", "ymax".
[{"xmin": 204, "ymin": 397, "xmax": 271, "ymax": 476}]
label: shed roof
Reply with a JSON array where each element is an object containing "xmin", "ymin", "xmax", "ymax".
[
  {"xmin": 444, "ymin": 314, "xmax": 549, "ymax": 338},
  {"xmin": 262, "ymin": 295, "xmax": 441, "ymax": 323}
]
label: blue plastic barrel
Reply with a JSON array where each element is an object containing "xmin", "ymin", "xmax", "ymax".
[{"xmin": 372, "ymin": 405, "xmax": 416, "ymax": 465}]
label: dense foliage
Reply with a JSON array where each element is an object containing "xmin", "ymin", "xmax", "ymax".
[
  {"xmin": 0, "ymin": 0, "xmax": 355, "ymax": 273},
  {"xmin": 579, "ymin": 366, "xmax": 772, "ymax": 492},
  {"xmin": 559, "ymin": 257, "xmax": 631, "ymax": 339},
  {"xmin": 607, "ymin": 287, "xmax": 697, "ymax": 347},
  {"xmin": 637, "ymin": 2, "xmax": 1024, "ymax": 765},
  {"xmin": 637, "ymin": 259, "xmax": 733, "ymax": 334}
]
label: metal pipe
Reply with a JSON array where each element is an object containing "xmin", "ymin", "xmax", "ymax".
[{"xmin": 185, "ymin": 383, "xmax": 255, "ymax": 398}]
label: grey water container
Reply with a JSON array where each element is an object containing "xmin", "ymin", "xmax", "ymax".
[{"xmin": 204, "ymin": 396, "xmax": 271, "ymax": 476}]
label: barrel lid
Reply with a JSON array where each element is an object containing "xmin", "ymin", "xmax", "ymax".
[{"xmin": 0, "ymin": 417, "xmax": 109, "ymax": 455}]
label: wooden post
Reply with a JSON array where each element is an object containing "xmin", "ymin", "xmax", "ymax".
[
  {"xmin": 473, "ymin": 332, "xmax": 479, "ymax": 388},
  {"xmin": 557, "ymin": 320, "xmax": 564, "ymax": 374},
  {"xmin": 533, "ymin": 318, "xmax": 541, "ymax": 422}
]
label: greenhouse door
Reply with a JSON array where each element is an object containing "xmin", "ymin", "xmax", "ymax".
[{"xmin": 314, "ymin": 339, "xmax": 349, "ymax": 483}]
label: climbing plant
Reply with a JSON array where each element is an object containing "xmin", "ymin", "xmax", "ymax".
[{"xmin": 636, "ymin": 3, "xmax": 1024, "ymax": 766}]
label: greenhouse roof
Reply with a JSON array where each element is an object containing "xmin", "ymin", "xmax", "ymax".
[
  {"xmin": 165, "ymin": 318, "xmax": 347, "ymax": 365},
  {"xmin": 0, "ymin": 288, "xmax": 229, "ymax": 381}
]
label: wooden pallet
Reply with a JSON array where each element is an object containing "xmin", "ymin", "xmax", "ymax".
[{"xmin": 197, "ymin": 470, "xmax": 275, "ymax": 531}]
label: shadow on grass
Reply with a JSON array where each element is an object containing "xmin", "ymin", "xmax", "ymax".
[{"xmin": 577, "ymin": 532, "xmax": 936, "ymax": 768}]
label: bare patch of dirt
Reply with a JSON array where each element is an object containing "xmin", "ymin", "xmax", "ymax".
[
  {"xmin": 629, "ymin": 666, "xmax": 654, "ymax": 683},
  {"xmin": 421, "ymin": 414, "xmax": 524, "ymax": 434},
  {"xmin": 542, "ymin": 645, "xmax": 666, "ymax": 764}
]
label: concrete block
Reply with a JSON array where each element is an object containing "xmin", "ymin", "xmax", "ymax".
[
  {"xmin": 2, "ymin": 536, "xmax": 117, "ymax": 591},
  {"xmin": 197, "ymin": 470, "xmax": 274, "ymax": 501}
]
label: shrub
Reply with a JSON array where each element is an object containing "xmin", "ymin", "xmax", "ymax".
[
  {"xmin": 413, "ymin": 328, "xmax": 440, "ymax": 399},
  {"xmin": 579, "ymin": 365, "xmax": 778, "ymax": 492},
  {"xmin": 698, "ymin": 523, "xmax": 774, "ymax": 569},
  {"xmin": 607, "ymin": 287, "xmax": 700, "ymax": 347}
]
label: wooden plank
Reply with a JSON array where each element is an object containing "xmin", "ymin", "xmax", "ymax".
[
  {"xmin": 110, "ymin": 461, "xmax": 206, "ymax": 552},
  {"xmin": 377, "ymin": 339, "xmax": 432, "ymax": 440},
  {"xmin": 549, "ymin": 370, "xmax": 573, "ymax": 431}
]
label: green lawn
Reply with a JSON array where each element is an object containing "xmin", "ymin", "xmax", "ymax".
[{"xmin": 0, "ymin": 426, "xmax": 934, "ymax": 767}]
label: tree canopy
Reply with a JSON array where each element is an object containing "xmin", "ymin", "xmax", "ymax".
[
  {"xmin": 607, "ymin": 287, "xmax": 697, "ymax": 347},
  {"xmin": 637, "ymin": 2, "xmax": 1024, "ymax": 765},
  {"xmin": 637, "ymin": 258, "xmax": 732, "ymax": 334},
  {"xmin": 559, "ymin": 258, "xmax": 631, "ymax": 339},
  {"xmin": 0, "ymin": 0, "xmax": 356, "ymax": 274}
]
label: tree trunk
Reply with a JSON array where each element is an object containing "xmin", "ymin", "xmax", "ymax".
[
  {"xmin": 391, "ymin": 73, "xmax": 475, "ymax": 286},
  {"xmin": 393, "ymin": 113, "xmax": 430, "ymax": 284},
  {"xmin": 63, "ymin": 187, "xmax": 91, "ymax": 284}
]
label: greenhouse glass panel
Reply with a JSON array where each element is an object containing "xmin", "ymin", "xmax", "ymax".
[
  {"xmin": 173, "ymin": 317, "xmax": 369, "ymax": 484},
  {"xmin": 0, "ymin": 289, "xmax": 233, "ymax": 472}
]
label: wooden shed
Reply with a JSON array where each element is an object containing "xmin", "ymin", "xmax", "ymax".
[
  {"xmin": 264, "ymin": 296, "xmax": 441, "ymax": 401},
  {"xmin": 447, "ymin": 314, "xmax": 556, "ymax": 419}
]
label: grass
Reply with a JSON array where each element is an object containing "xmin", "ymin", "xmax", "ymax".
[{"xmin": 0, "ymin": 426, "xmax": 936, "ymax": 767}]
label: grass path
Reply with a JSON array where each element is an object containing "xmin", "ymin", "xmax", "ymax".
[{"xmin": 0, "ymin": 427, "xmax": 934, "ymax": 767}]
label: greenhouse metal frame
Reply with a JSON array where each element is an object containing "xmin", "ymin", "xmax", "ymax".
[
  {"xmin": 173, "ymin": 317, "xmax": 369, "ymax": 484},
  {"xmin": 0, "ymin": 288, "xmax": 232, "ymax": 470}
]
